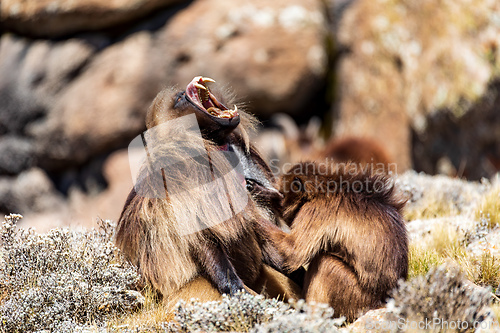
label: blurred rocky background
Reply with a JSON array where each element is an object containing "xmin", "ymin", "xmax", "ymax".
[{"xmin": 1, "ymin": 0, "xmax": 500, "ymax": 230}]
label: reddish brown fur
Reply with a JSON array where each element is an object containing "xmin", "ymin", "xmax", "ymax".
[
  {"xmin": 319, "ymin": 137, "xmax": 395, "ymax": 174},
  {"xmin": 267, "ymin": 162, "xmax": 408, "ymax": 321},
  {"xmin": 116, "ymin": 83, "xmax": 300, "ymax": 305}
]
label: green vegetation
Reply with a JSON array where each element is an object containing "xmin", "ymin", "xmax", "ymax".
[
  {"xmin": 408, "ymin": 246, "xmax": 443, "ymax": 279},
  {"xmin": 409, "ymin": 223, "xmax": 500, "ymax": 292},
  {"xmin": 404, "ymin": 194, "xmax": 460, "ymax": 221},
  {"xmin": 475, "ymin": 184, "xmax": 500, "ymax": 230}
]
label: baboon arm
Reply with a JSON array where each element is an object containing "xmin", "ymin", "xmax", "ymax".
[
  {"xmin": 254, "ymin": 219, "xmax": 307, "ymax": 287},
  {"xmin": 263, "ymin": 213, "xmax": 325, "ymax": 272},
  {"xmin": 193, "ymin": 240, "xmax": 247, "ymax": 295},
  {"xmin": 254, "ymin": 219, "xmax": 286, "ymax": 271}
]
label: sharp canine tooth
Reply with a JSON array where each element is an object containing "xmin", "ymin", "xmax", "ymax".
[
  {"xmin": 201, "ymin": 77, "xmax": 216, "ymax": 83},
  {"xmin": 194, "ymin": 82, "xmax": 207, "ymax": 90},
  {"xmin": 233, "ymin": 105, "xmax": 238, "ymax": 113}
]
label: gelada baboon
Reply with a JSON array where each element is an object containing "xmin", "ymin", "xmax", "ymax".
[
  {"xmin": 268, "ymin": 162, "xmax": 408, "ymax": 321},
  {"xmin": 116, "ymin": 77, "xmax": 300, "ymax": 306}
]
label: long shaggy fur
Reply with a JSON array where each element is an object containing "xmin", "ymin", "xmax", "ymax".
[
  {"xmin": 116, "ymin": 84, "xmax": 297, "ymax": 302},
  {"xmin": 267, "ymin": 162, "xmax": 408, "ymax": 321}
]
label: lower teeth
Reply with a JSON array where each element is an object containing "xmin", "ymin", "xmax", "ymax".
[
  {"xmin": 206, "ymin": 107, "xmax": 234, "ymax": 119},
  {"xmin": 207, "ymin": 107, "xmax": 221, "ymax": 116}
]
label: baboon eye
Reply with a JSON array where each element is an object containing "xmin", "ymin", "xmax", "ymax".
[
  {"xmin": 290, "ymin": 177, "xmax": 303, "ymax": 193},
  {"xmin": 246, "ymin": 179, "xmax": 255, "ymax": 192},
  {"xmin": 174, "ymin": 92, "xmax": 185, "ymax": 108}
]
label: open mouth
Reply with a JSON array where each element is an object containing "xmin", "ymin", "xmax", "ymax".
[{"xmin": 185, "ymin": 76, "xmax": 239, "ymax": 119}]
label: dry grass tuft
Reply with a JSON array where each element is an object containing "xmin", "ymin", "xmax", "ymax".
[
  {"xmin": 476, "ymin": 252, "xmax": 500, "ymax": 288},
  {"xmin": 424, "ymin": 224, "xmax": 464, "ymax": 257},
  {"xmin": 476, "ymin": 184, "xmax": 500, "ymax": 230},
  {"xmin": 408, "ymin": 246, "xmax": 443, "ymax": 279},
  {"xmin": 109, "ymin": 286, "xmax": 174, "ymax": 332},
  {"xmin": 404, "ymin": 194, "xmax": 460, "ymax": 221},
  {"xmin": 492, "ymin": 304, "xmax": 500, "ymax": 324},
  {"xmin": 408, "ymin": 221, "xmax": 500, "ymax": 300}
]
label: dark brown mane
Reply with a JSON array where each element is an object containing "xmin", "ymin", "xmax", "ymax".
[{"xmin": 116, "ymin": 80, "xmax": 301, "ymax": 309}]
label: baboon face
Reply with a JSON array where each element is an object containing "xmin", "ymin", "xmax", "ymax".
[
  {"xmin": 246, "ymin": 178, "xmax": 284, "ymax": 214},
  {"xmin": 174, "ymin": 76, "xmax": 240, "ymax": 141}
]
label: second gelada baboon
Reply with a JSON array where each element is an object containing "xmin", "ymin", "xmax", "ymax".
[{"xmin": 268, "ymin": 161, "xmax": 408, "ymax": 321}]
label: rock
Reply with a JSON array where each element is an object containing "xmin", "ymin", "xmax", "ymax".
[
  {"xmin": 29, "ymin": 32, "xmax": 158, "ymax": 170},
  {"xmin": 14, "ymin": 168, "xmax": 65, "ymax": 211},
  {"xmin": 85, "ymin": 148, "xmax": 138, "ymax": 222},
  {"xmin": 0, "ymin": 168, "xmax": 64, "ymax": 215},
  {"xmin": 155, "ymin": 0, "xmax": 329, "ymax": 116},
  {"xmin": 349, "ymin": 308, "xmax": 396, "ymax": 332},
  {"xmin": 0, "ymin": 0, "xmax": 330, "ymax": 226},
  {"xmin": 1, "ymin": 0, "xmax": 185, "ymax": 38},
  {"xmin": 0, "ymin": 34, "xmax": 96, "ymax": 136},
  {"xmin": 467, "ymin": 228, "xmax": 500, "ymax": 258},
  {"xmin": 411, "ymin": 83, "xmax": 500, "ymax": 180},
  {"xmin": 0, "ymin": 35, "xmax": 47, "ymax": 135},
  {"xmin": 2, "ymin": 0, "xmax": 329, "ymax": 172},
  {"xmin": 333, "ymin": 0, "xmax": 500, "ymax": 176},
  {"xmin": 17, "ymin": 148, "xmax": 139, "ymax": 231},
  {"xmin": 396, "ymin": 170, "xmax": 489, "ymax": 220},
  {"xmin": 0, "ymin": 136, "xmax": 34, "ymax": 175}
]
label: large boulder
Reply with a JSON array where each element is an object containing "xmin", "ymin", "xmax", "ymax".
[
  {"xmin": 0, "ymin": 137, "xmax": 34, "ymax": 175},
  {"xmin": 0, "ymin": 34, "xmax": 97, "ymax": 172},
  {"xmin": 0, "ymin": 35, "xmax": 96, "ymax": 135},
  {"xmin": 1, "ymin": 0, "xmax": 329, "ymax": 172},
  {"xmin": 333, "ymin": 0, "xmax": 500, "ymax": 177},
  {"xmin": 0, "ymin": 0, "xmax": 329, "ymax": 220},
  {"xmin": 29, "ymin": 32, "xmax": 159, "ymax": 170},
  {"xmin": 0, "ymin": 168, "xmax": 64, "ymax": 215},
  {"xmin": 0, "ymin": 0, "xmax": 185, "ymax": 38},
  {"xmin": 155, "ymin": 0, "xmax": 329, "ymax": 116}
]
